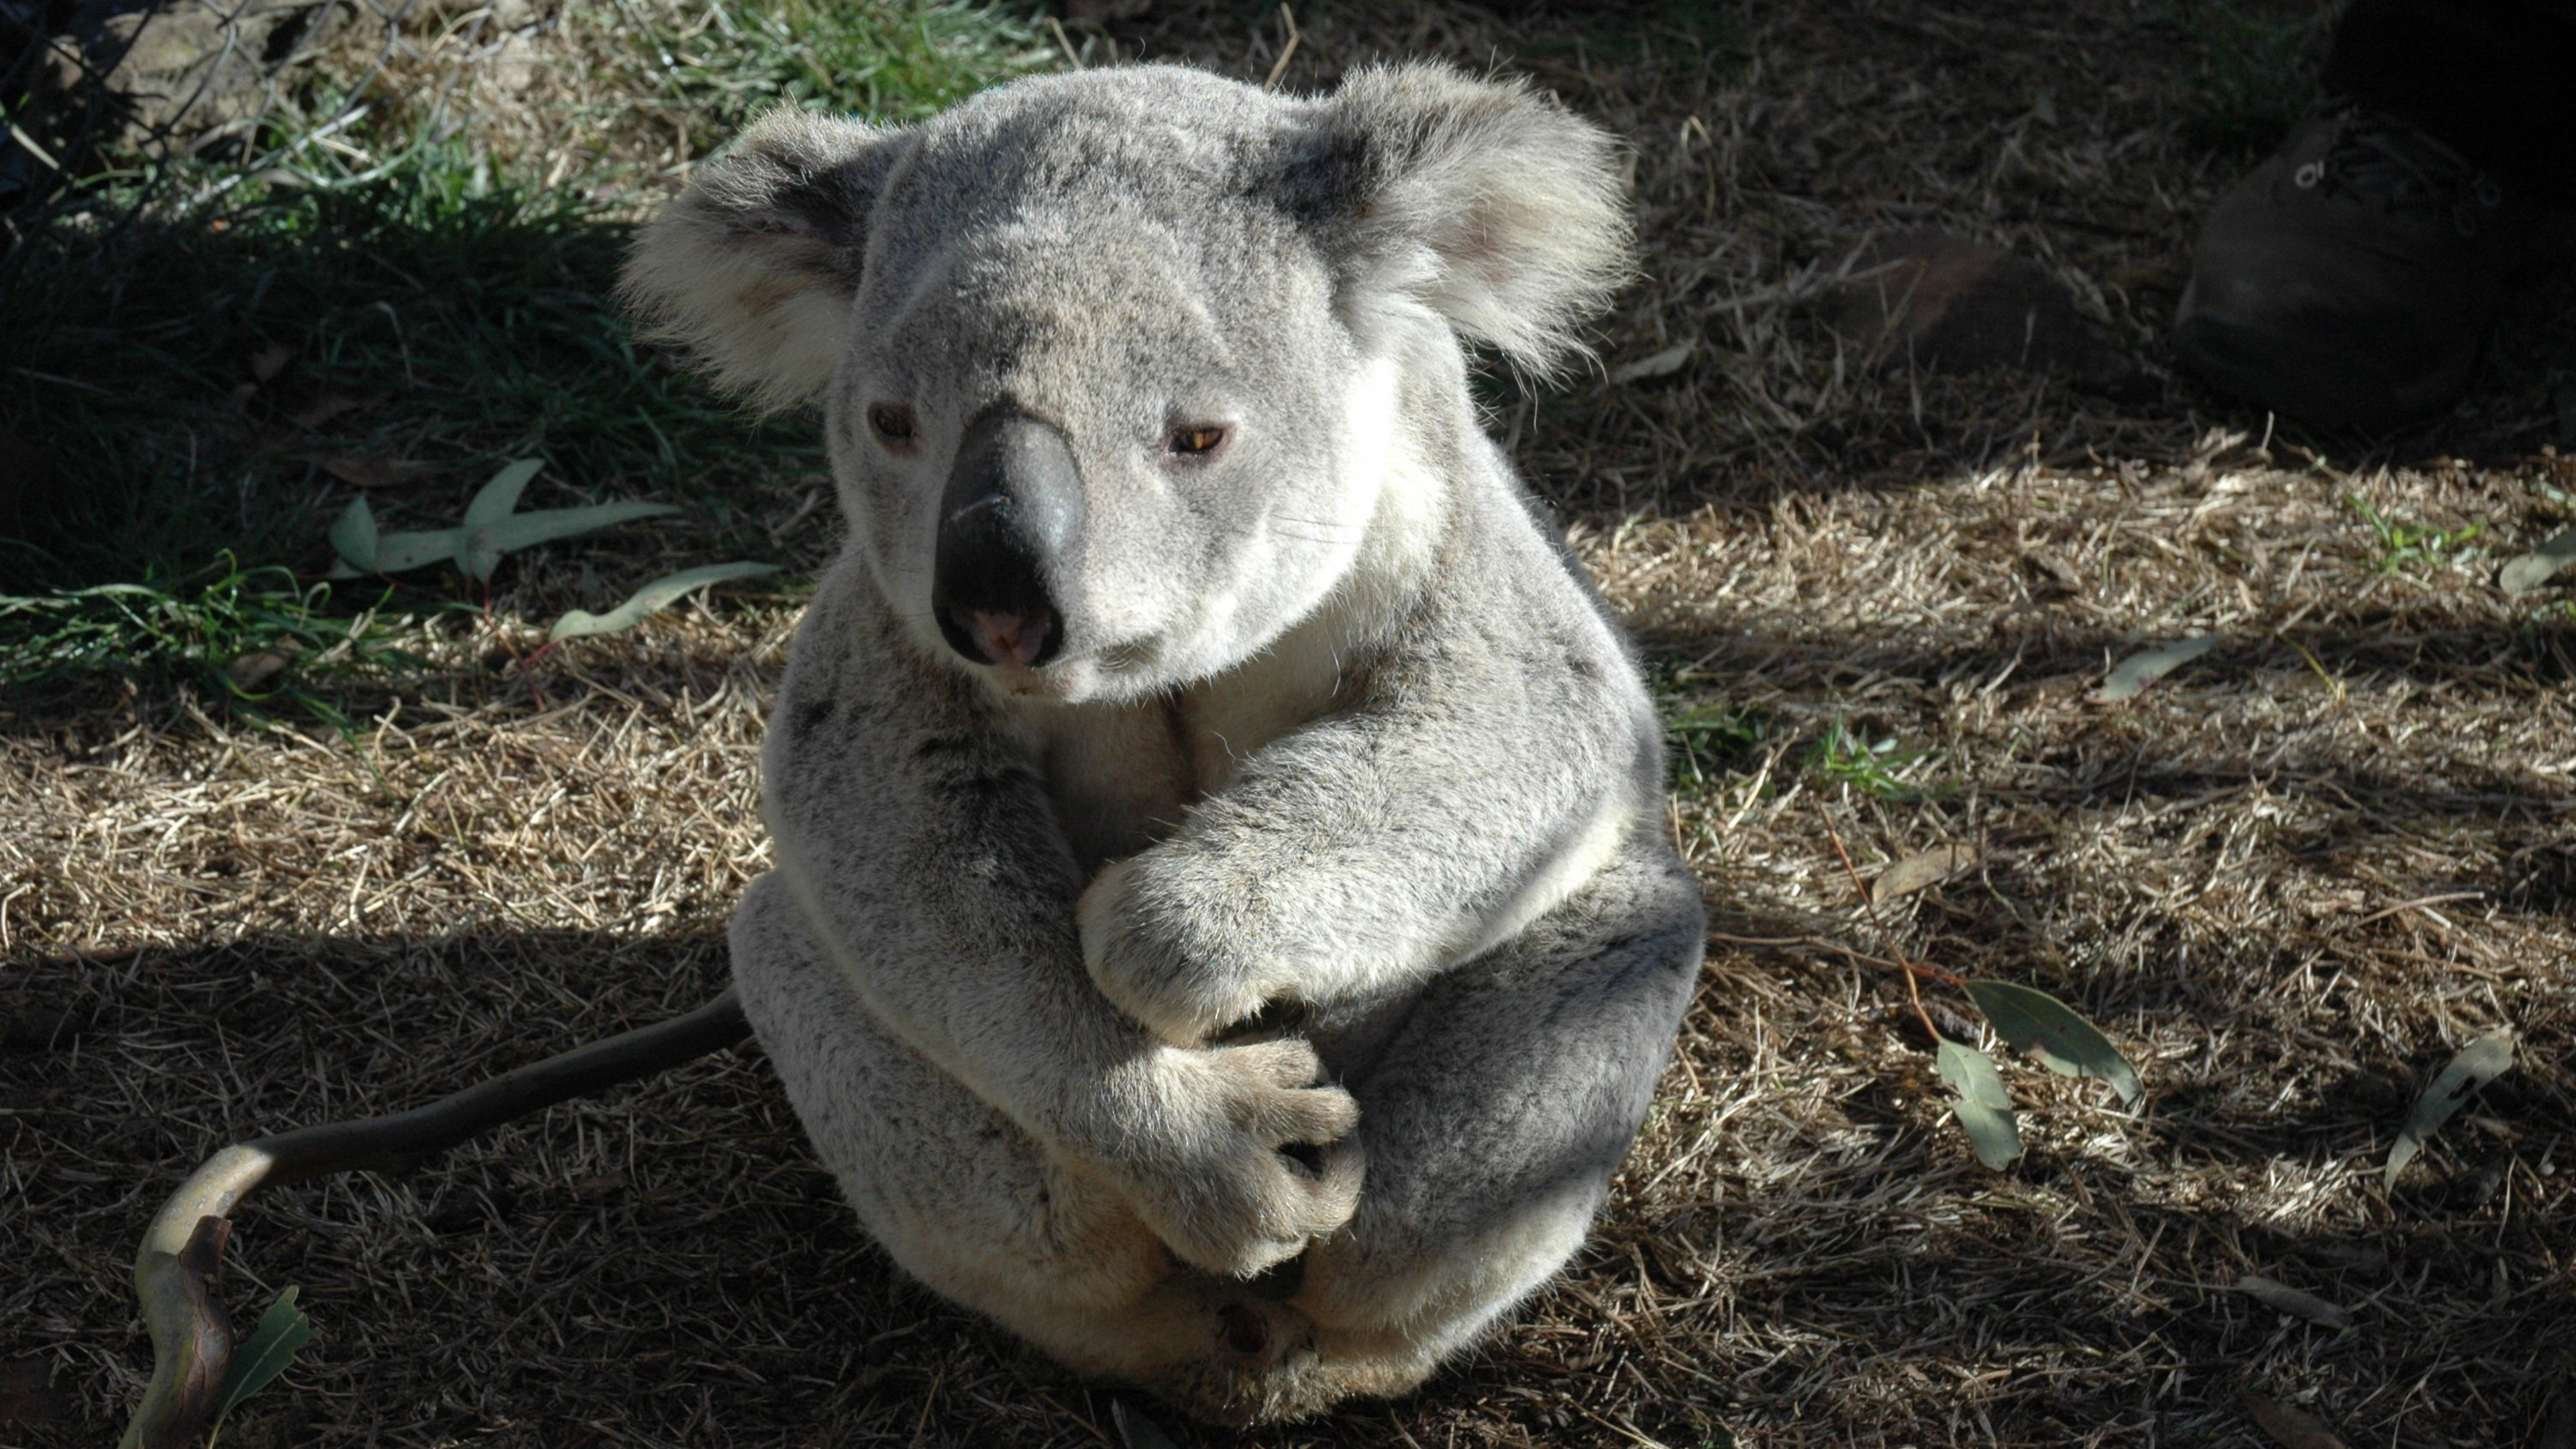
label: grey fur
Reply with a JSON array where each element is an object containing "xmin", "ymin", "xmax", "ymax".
[{"xmin": 625, "ymin": 61, "xmax": 1701, "ymax": 1424}]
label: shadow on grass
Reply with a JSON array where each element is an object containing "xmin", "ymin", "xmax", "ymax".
[
  {"xmin": 9, "ymin": 908, "xmax": 2564, "ymax": 1447},
  {"xmin": 0, "ymin": 164, "xmax": 820, "ymax": 593},
  {"xmin": 0, "ymin": 163, "xmax": 837, "ymax": 718}
]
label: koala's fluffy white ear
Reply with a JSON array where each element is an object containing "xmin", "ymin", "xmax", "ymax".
[
  {"xmin": 1295, "ymin": 62, "xmax": 1633, "ymax": 376},
  {"xmin": 621, "ymin": 109, "xmax": 909, "ymax": 412}
]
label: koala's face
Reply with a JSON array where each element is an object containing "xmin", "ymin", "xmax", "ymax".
[
  {"xmin": 625, "ymin": 63, "xmax": 1629, "ymax": 703},
  {"xmin": 830, "ymin": 72, "xmax": 1381, "ymax": 703}
]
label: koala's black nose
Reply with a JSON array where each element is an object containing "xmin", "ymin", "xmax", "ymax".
[{"xmin": 932, "ymin": 411, "xmax": 1080, "ymax": 669}]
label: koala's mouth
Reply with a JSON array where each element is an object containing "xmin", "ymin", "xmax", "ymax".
[
  {"xmin": 949, "ymin": 606, "xmax": 1058, "ymax": 670},
  {"xmin": 965, "ymin": 630, "xmax": 1164, "ymax": 702}
]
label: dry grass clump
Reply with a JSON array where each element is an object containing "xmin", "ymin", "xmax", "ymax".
[{"xmin": 7, "ymin": 0, "xmax": 2573, "ymax": 1446}]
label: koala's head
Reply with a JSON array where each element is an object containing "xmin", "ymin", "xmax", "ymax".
[{"xmin": 623, "ymin": 62, "xmax": 1627, "ymax": 704}]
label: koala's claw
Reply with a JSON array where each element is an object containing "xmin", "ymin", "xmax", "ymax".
[{"xmin": 1120, "ymin": 1039, "xmax": 1364, "ymax": 1279}]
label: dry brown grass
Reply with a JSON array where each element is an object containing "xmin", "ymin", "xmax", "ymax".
[{"xmin": 8, "ymin": 1, "xmax": 2575, "ymax": 1446}]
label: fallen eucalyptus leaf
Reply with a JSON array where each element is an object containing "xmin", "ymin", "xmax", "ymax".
[
  {"xmin": 2091, "ymin": 635, "xmax": 2220, "ymax": 703},
  {"xmin": 327, "ymin": 496, "xmax": 377, "ymax": 573},
  {"xmin": 284, "ymin": 390, "xmax": 386, "ymax": 432},
  {"xmin": 211, "ymin": 1285, "xmax": 314, "ymax": 1430},
  {"xmin": 461, "ymin": 502, "xmax": 680, "ymax": 583},
  {"xmin": 245, "ymin": 343, "xmax": 292, "ymax": 384},
  {"xmin": 1611, "ymin": 341, "xmax": 1695, "ymax": 385},
  {"xmin": 1872, "ymin": 843, "xmax": 1978, "ymax": 902},
  {"xmin": 2500, "ymin": 525, "xmax": 2576, "ymax": 594},
  {"xmin": 548, "ymin": 562, "xmax": 782, "ymax": 641},
  {"xmin": 466, "ymin": 459, "xmax": 543, "ymax": 524},
  {"xmin": 0, "ymin": 1354, "xmax": 72, "ymax": 1429},
  {"xmin": 331, "ymin": 527, "xmax": 466, "ymax": 578},
  {"xmin": 1964, "ymin": 979, "xmax": 2143, "ymax": 1108},
  {"xmin": 2233, "ymin": 1274, "xmax": 2351, "ymax": 1330},
  {"xmin": 1936, "ymin": 1038, "xmax": 2022, "ymax": 1169},
  {"xmin": 2239, "ymin": 1391, "xmax": 2347, "ymax": 1449},
  {"xmin": 457, "ymin": 459, "xmax": 546, "ymax": 581},
  {"xmin": 223, "ymin": 639, "xmax": 302, "ymax": 694},
  {"xmin": 2385, "ymin": 1031, "xmax": 2515, "ymax": 1187}
]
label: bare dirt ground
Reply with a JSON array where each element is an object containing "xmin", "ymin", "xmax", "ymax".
[{"xmin": 7, "ymin": 1, "xmax": 2573, "ymax": 1446}]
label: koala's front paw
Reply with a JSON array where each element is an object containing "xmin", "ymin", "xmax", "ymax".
[
  {"xmin": 1117, "ymin": 1038, "xmax": 1363, "ymax": 1279},
  {"xmin": 1079, "ymin": 855, "xmax": 1277, "ymax": 1046}
]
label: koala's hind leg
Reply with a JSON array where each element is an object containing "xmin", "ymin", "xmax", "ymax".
[
  {"xmin": 1287, "ymin": 829, "xmax": 1705, "ymax": 1409},
  {"xmin": 729, "ymin": 873, "xmax": 1306, "ymax": 1391}
]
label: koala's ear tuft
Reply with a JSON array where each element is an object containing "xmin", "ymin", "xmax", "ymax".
[
  {"xmin": 620, "ymin": 109, "xmax": 910, "ymax": 412},
  {"xmin": 1289, "ymin": 62, "xmax": 1634, "ymax": 376}
]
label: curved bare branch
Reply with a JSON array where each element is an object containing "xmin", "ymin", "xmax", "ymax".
[{"xmin": 121, "ymin": 988, "xmax": 751, "ymax": 1449}]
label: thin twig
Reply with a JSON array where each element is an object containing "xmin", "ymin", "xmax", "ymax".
[
  {"xmin": 1044, "ymin": 14, "xmax": 1081, "ymax": 68},
  {"xmin": 1819, "ymin": 810, "xmax": 1963, "ymax": 1046},
  {"xmin": 1263, "ymin": 4, "xmax": 1301, "ymax": 90}
]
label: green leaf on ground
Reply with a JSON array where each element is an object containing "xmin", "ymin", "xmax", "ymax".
[
  {"xmin": 1937, "ymin": 1038, "xmax": 2023, "ymax": 1169},
  {"xmin": 464, "ymin": 458, "xmax": 543, "ymax": 527},
  {"xmin": 372, "ymin": 529, "xmax": 465, "ymax": 574},
  {"xmin": 1964, "ymin": 979, "xmax": 2144, "ymax": 1108},
  {"xmin": 328, "ymin": 458, "xmax": 676, "ymax": 582},
  {"xmin": 212, "ymin": 1285, "xmax": 315, "ymax": 1433},
  {"xmin": 2500, "ymin": 525, "xmax": 2576, "ymax": 594},
  {"xmin": 466, "ymin": 502, "xmax": 680, "ymax": 584},
  {"xmin": 457, "ymin": 458, "xmax": 547, "ymax": 580},
  {"xmin": 549, "ymin": 562, "xmax": 782, "ymax": 641},
  {"xmin": 2385, "ymin": 1031, "xmax": 2515, "ymax": 1187},
  {"xmin": 2092, "ymin": 635, "xmax": 2220, "ymax": 703},
  {"xmin": 327, "ymin": 497, "xmax": 378, "ymax": 573}
]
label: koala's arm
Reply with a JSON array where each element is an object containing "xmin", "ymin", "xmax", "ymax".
[
  {"xmin": 1081, "ymin": 516, "xmax": 1669, "ymax": 1045},
  {"xmin": 759, "ymin": 566, "xmax": 1359, "ymax": 1275}
]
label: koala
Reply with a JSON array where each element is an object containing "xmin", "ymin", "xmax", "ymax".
[{"xmin": 621, "ymin": 61, "xmax": 1706, "ymax": 1425}]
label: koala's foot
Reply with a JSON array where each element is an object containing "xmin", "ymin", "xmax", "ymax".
[
  {"xmin": 1146, "ymin": 1277, "xmax": 1326, "ymax": 1428},
  {"xmin": 1152, "ymin": 1322, "xmax": 1438, "ymax": 1428}
]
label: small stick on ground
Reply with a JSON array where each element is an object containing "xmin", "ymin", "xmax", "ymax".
[{"xmin": 1820, "ymin": 810, "xmax": 1966, "ymax": 1044}]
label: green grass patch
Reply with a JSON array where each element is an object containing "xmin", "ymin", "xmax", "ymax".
[
  {"xmin": 1811, "ymin": 720, "xmax": 1941, "ymax": 800},
  {"xmin": 2348, "ymin": 494, "xmax": 2484, "ymax": 574},
  {"xmin": 1666, "ymin": 698, "xmax": 1766, "ymax": 798},
  {"xmin": 620, "ymin": 0, "xmax": 1055, "ymax": 157},
  {"xmin": 0, "ymin": 561, "xmax": 436, "ymax": 724},
  {"xmin": 1, "ymin": 142, "xmax": 810, "ymax": 594}
]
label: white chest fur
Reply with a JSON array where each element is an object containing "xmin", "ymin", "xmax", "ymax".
[{"xmin": 1038, "ymin": 613, "xmax": 1352, "ymax": 873}]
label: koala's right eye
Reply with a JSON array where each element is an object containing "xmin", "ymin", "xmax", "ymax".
[
  {"xmin": 1166, "ymin": 425, "xmax": 1230, "ymax": 460},
  {"xmin": 867, "ymin": 404, "xmax": 918, "ymax": 450}
]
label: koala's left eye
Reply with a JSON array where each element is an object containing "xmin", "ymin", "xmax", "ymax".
[
  {"xmin": 867, "ymin": 403, "xmax": 918, "ymax": 449},
  {"xmin": 1167, "ymin": 425, "xmax": 1229, "ymax": 459}
]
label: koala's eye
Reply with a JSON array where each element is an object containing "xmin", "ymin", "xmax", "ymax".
[
  {"xmin": 867, "ymin": 403, "xmax": 918, "ymax": 449},
  {"xmin": 1167, "ymin": 425, "xmax": 1229, "ymax": 459}
]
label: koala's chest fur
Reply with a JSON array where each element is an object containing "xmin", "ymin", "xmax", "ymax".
[{"xmin": 1036, "ymin": 621, "xmax": 1352, "ymax": 873}]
